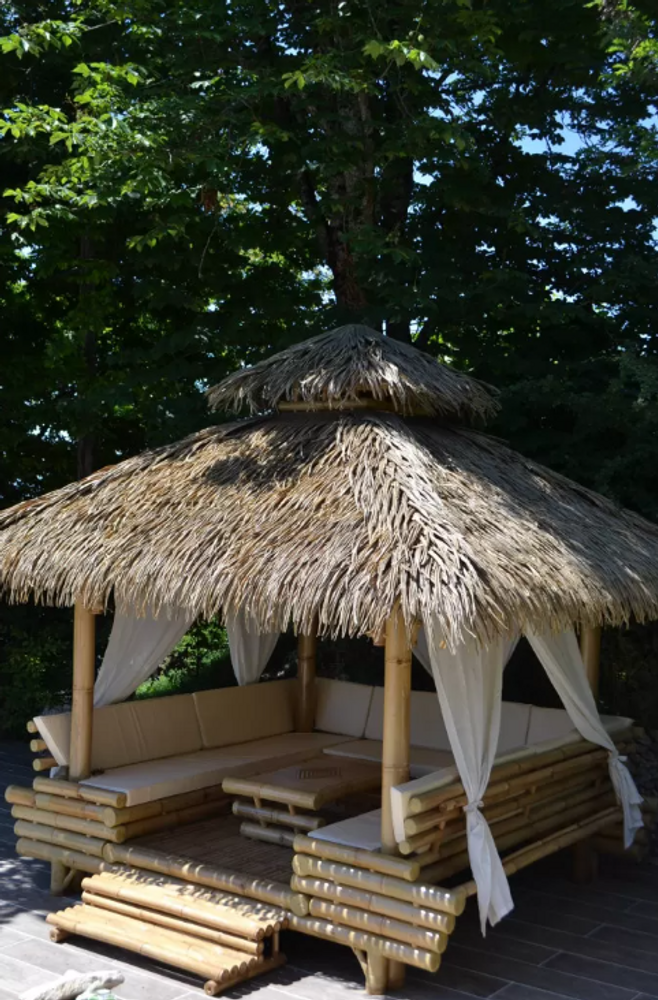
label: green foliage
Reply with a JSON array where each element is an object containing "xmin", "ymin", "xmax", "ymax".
[
  {"xmin": 135, "ymin": 619, "xmax": 233, "ymax": 699},
  {"xmin": 0, "ymin": 0, "xmax": 657, "ymax": 731}
]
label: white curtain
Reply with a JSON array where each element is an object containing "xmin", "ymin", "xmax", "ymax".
[
  {"xmin": 424, "ymin": 619, "xmax": 515, "ymax": 933},
  {"xmin": 414, "ymin": 627, "xmax": 519, "ymax": 675},
  {"xmin": 225, "ymin": 610, "xmax": 279, "ymax": 685},
  {"xmin": 94, "ymin": 608, "xmax": 194, "ymax": 706},
  {"xmin": 526, "ymin": 629, "xmax": 643, "ymax": 848}
]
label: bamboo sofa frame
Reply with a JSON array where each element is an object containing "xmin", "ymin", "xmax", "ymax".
[{"xmin": 9, "ymin": 673, "xmax": 655, "ymax": 995}]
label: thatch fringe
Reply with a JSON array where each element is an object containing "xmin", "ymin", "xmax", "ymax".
[
  {"xmin": 207, "ymin": 325, "xmax": 499, "ymax": 423},
  {"xmin": 1, "ymin": 411, "xmax": 658, "ymax": 646}
]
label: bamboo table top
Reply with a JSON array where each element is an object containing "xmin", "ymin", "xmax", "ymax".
[{"xmin": 222, "ymin": 755, "xmax": 382, "ymax": 811}]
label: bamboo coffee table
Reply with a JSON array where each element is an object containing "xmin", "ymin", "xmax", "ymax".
[{"xmin": 224, "ymin": 755, "xmax": 381, "ymax": 840}]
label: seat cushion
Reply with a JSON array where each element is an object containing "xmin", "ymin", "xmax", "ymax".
[
  {"xmin": 313, "ymin": 809, "xmax": 383, "ymax": 852},
  {"xmin": 193, "ymin": 679, "xmax": 295, "ymax": 750},
  {"xmin": 315, "ymin": 678, "xmax": 374, "ymax": 738},
  {"xmin": 79, "ymin": 752, "xmax": 254, "ymax": 806},
  {"xmin": 325, "ymin": 739, "xmax": 454, "ymax": 778},
  {"xmin": 80, "ymin": 732, "xmax": 352, "ymax": 806},
  {"xmin": 364, "ymin": 688, "xmax": 452, "ymax": 751}
]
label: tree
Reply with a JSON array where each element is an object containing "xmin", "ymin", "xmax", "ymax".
[{"xmin": 1, "ymin": 0, "xmax": 658, "ymax": 731}]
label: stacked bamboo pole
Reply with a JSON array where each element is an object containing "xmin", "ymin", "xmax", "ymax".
[
  {"xmin": 47, "ymin": 868, "xmax": 288, "ymax": 997},
  {"xmin": 297, "ymin": 627, "xmax": 317, "ymax": 733}
]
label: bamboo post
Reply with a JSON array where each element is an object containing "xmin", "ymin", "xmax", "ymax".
[
  {"xmin": 52, "ymin": 602, "xmax": 96, "ymax": 896},
  {"xmin": 576, "ymin": 625, "xmax": 602, "ymax": 883},
  {"xmin": 297, "ymin": 625, "xmax": 317, "ymax": 732},
  {"xmin": 69, "ymin": 603, "xmax": 96, "ymax": 781},
  {"xmin": 580, "ymin": 626, "xmax": 601, "ymax": 696},
  {"xmin": 377, "ymin": 605, "xmax": 412, "ymax": 993}
]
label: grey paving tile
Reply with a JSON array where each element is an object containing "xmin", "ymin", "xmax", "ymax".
[
  {"xmin": 494, "ymin": 987, "xmax": 578, "ymax": 1000},
  {"xmin": 0, "ymin": 926, "xmax": 31, "ymax": 950},
  {"xmin": 444, "ymin": 943, "xmax": 636, "ymax": 1000},
  {"xmin": 489, "ymin": 918, "xmax": 658, "ymax": 975},
  {"xmin": 0, "ymin": 954, "xmax": 60, "ymax": 993},
  {"xmin": 627, "ymin": 900, "xmax": 658, "ymax": 922},
  {"xmin": 0, "ymin": 988, "xmax": 21, "ymax": 1000},
  {"xmin": 507, "ymin": 900, "xmax": 603, "ymax": 937},
  {"xmin": 589, "ymin": 925, "xmax": 658, "ymax": 957},
  {"xmin": 544, "ymin": 952, "xmax": 658, "ymax": 999},
  {"xmin": 8, "ymin": 936, "xmax": 198, "ymax": 1000},
  {"xmin": 452, "ymin": 922, "xmax": 561, "ymax": 966},
  {"xmin": 412, "ymin": 963, "xmax": 508, "ymax": 998},
  {"xmin": 511, "ymin": 890, "xmax": 658, "ymax": 940}
]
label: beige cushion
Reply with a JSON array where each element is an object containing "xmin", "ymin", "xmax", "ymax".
[
  {"xmin": 498, "ymin": 702, "xmax": 532, "ymax": 753},
  {"xmin": 131, "ymin": 694, "xmax": 202, "ymax": 761},
  {"xmin": 527, "ymin": 706, "xmax": 577, "ymax": 746},
  {"xmin": 364, "ymin": 687, "xmax": 385, "ymax": 741},
  {"xmin": 80, "ymin": 752, "xmax": 253, "ymax": 806},
  {"xmin": 36, "ymin": 694, "xmax": 203, "ymax": 771},
  {"xmin": 409, "ymin": 691, "xmax": 451, "ymax": 750},
  {"xmin": 193, "ymin": 679, "xmax": 295, "ymax": 749},
  {"xmin": 315, "ymin": 679, "xmax": 374, "ymax": 738},
  {"xmin": 325, "ymin": 739, "xmax": 454, "ymax": 778},
  {"xmin": 313, "ymin": 809, "xmax": 382, "ymax": 852},
  {"xmin": 199, "ymin": 731, "xmax": 349, "ymax": 763}
]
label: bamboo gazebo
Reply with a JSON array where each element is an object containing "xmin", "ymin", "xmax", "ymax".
[{"xmin": 2, "ymin": 324, "xmax": 658, "ymax": 995}]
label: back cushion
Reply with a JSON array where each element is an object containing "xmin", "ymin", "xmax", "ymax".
[
  {"xmin": 364, "ymin": 686, "xmax": 385, "ymax": 741},
  {"xmin": 409, "ymin": 691, "xmax": 451, "ymax": 751},
  {"xmin": 497, "ymin": 702, "xmax": 531, "ymax": 753},
  {"xmin": 130, "ymin": 694, "xmax": 202, "ymax": 761},
  {"xmin": 315, "ymin": 679, "xmax": 374, "ymax": 738},
  {"xmin": 527, "ymin": 706, "xmax": 576, "ymax": 746},
  {"xmin": 194, "ymin": 679, "xmax": 295, "ymax": 749},
  {"xmin": 38, "ymin": 694, "xmax": 203, "ymax": 771}
]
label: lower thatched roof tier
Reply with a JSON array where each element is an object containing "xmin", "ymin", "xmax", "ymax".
[{"xmin": 1, "ymin": 412, "xmax": 658, "ymax": 646}]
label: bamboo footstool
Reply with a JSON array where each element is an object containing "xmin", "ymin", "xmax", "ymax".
[{"xmin": 224, "ymin": 756, "xmax": 382, "ymax": 846}]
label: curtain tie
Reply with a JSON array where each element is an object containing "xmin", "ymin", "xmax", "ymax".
[{"xmin": 464, "ymin": 799, "xmax": 485, "ymax": 815}]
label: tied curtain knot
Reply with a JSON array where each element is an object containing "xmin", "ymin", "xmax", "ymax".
[{"xmin": 464, "ymin": 799, "xmax": 485, "ymax": 815}]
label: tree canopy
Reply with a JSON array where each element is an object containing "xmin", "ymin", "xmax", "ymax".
[{"xmin": 1, "ymin": 0, "xmax": 658, "ymax": 730}]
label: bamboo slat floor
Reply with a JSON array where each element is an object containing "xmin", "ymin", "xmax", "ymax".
[
  {"xmin": 2, "ymin": 740, "xmax": 658, "ymax": 1000},
  {"xmin": 138, "ymin": 813, "xmax": 295, "ymax": 884}
]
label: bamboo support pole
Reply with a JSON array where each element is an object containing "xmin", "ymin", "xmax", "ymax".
[
  {"xmin": 16, "ymin": 838, "xmax": 105, "ymax": 875},
  {"xmin": 33, "ymin": 757, "xmax": 57, "ymax": 772},
  {"xmin": 580, "ymin": 626, "xmax": 602, "ymax": 696},
  {"xmin": 47, "ymin": 906, "xmax": 255, "ymax": 983},
  {"xmin": 290, "ymin": 876, "xmax": 455, "ymax": 934},
  {"xmin": 14, "ymin": 821, "xmax": 107, "ymax": 859},
  {"xmin": 422, "ymin": 792, "xmax": 617, "ymax": 883},
  {"xmin": 34, "ymin": 794, "xmax": 107, "ymax": 823},
  {"xmin": 458, "ymin": 806, "xmax": 620, "ymax": 896},
  {"xmin": 297, "ymin": 626, "xmax": 317, "ymax": 733},
  {"xmin": 5, "ymin": 786, "xmax": 36, "ymax": 807},
  {"xmin": 381, "ymin": 607, "xmax": 412, "ymax": 856},
  {"xmin": 240, "ymin": 822, "xmax": 296, "ymax": 847},
  {"xmin": 82, "ymin": 873, "xmax": 283, "ymax": 940},
  {"xmin": 32, "ymin": 777, "xmax": 84, "ymax": 800},
  {"xmin": 233, "ymin": 802, "xmax": 323, "ymax": 831},
  {"xmin": 309, "ymin": 899, "xmax": 448, "ymax": 954},
  {"xmin": 103, "ymin": 786, "xmax": 229, "ymax": 828},
  {"xmin": 408, "ymin": 739, "xmax": 596, "ymax": 815},
  {"xmin": 289, "ymin": 914, "xmax": 441, "ymax": 973},
  {"xmin": 203, "ymin": 954, "xmax": 287, "ymax": 997},
  {"xmin": 80, "ymin": 892, "xmax": 264, "ymax": 955},
  {"xmin": 103, "ymin": 843, "xmax": 309, "ymax": 916},
  {"xmin": 292, "ymin": 855, "xmax": 465, "ymax": 916},
  {"xmin": 69, "ymin": 603, "xmax": 96, "ymax": 782},
  {"xmin": 11, "ymin": 804, "xmax": 126, "ymax": 842},
  {"xmin": 293, "ymin": 835, "xmax": 420, "ymax": 881}
]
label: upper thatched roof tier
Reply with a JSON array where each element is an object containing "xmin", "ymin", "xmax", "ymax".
[
  {"xmin": 207, "ymin": 324, "xmax": 498, "ymax": 422},
  {"xmin": 1, "ymin": 411, "xmax": 658, "ymax": 646}
]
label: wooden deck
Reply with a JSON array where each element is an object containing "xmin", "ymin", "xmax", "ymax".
[{"xmin": 2, "ymin": 741, "xmax": 658, "ymax": 1000}]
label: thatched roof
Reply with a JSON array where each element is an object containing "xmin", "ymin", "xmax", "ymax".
[
  {"xmin": 1, "ymin": 403, "xmax": 658, "ymax": 646},
  {"xmin": 207, "ymin": 324, "xmax": 498, "ymax": 422}
]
